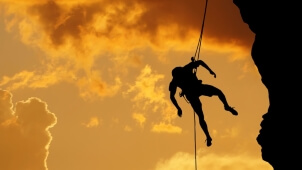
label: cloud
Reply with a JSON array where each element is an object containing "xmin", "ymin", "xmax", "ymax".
[
  {"xmin": 0, "ymin": 89, "xmax": 14, "ymax": 122},
  {"xmin": 201, "ymin": 37, "xmax": 252, "ymax": 62},
  {"xmin": 0, "ymin": 89, "xmax": 57, "ymax": 170},
  {"xmin": 125, "ymin": 65, "xmax": 165, "ymax": 106},
  {"xmin": 0, "ymin": 0, "xmax": 253, "ymax": 99},
  {"xmin": 76, "ymin": 71, "xmax": 122, "ymax": 100},
  {"xmin": 0, "ymin": 0, "xmax": 253, "ymax": 61},
  {"xmin": 0, "ymin": 0, "xmax": 135, "ymax": 98},
  {"xmin": 0, "ymin": 67, "xmax": 75, "ymax": 90},
  {"xmin": 82, "ymin": 116, "xmax": 100, "ymax": 128},
  {"xmin": 154, "ymin": 151, "xmax": 272, "ymax": 170},
  {"xmin": 220, "ymin": 127, "xmax": 240, "ymax": 138},
  {"xmin": 124, "ymin": 125, "xmax": 132, "ymax": 132},
  {"xmin": 127, "ymin": 0, "xmax": 254, "ymax": 47},
  {"xmin": 0, "ymin": 64, "xmax": 121, "ymax": 100},
  {"xmin": 1, "ymin": 0, "xmax": 253, "ymax": 46},
  {"xmin": 124, "ymin": 65, "xmax": 179, "ymax": 132},
  {"xmin": 151, "ymin": 122, "xmax": 182, "ymax": 134},
  {"xmin": 124, "ymin": 65, "xmax": 166, "ymax": 109},
  {"xmin": 132, "ymin": 112, "xmax": 146, "ymax": 127},
  {"xmin": 1, "ymin": 0, "xmax": 253, "ymax": 57}
]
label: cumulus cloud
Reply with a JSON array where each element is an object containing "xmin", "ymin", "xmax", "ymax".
[
  {"xmin": 0, "ymin": 89, "xmax": 57, "ymax": 170},
  {"xmin": 154, "ymin": 151, "xmax": 272, "ymax": 170},
  {"xmin": 0, "ymin": 89, "xmax": 13, "ymax": 122}
]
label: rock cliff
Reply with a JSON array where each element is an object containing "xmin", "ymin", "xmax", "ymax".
[{"xmin": 233, "ymin": 1, "xmax": 299, "ymax": 169}]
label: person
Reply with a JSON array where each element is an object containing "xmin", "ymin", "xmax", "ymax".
[{"xmin": 169, "ymin": 58, "xmax": 238, "ymax": 147}]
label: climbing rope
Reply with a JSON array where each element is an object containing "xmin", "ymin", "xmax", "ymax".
[
  {"xmin": 192, "ymin": 0, "xmax": 209, "ymax": 170},
  {"xmin": 194, "ymin": 0, "xmax": 209, "ymax": 64}
]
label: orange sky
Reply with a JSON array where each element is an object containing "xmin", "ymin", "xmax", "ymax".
[{"xmin": 0, "ymin": 0, "xmax": 272, "ymax": 170}]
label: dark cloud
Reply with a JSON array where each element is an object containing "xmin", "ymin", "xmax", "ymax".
[
  {"xmin": 25, "ymin": 0, "xmax": 253, "ymax": 48},
  {"xmin": 28, "ymin": 0, "xmax": 104, "ymax": 46},
  {"xmin": 135, "ymin": 0, "xmax": 254, "ymax": 47}
]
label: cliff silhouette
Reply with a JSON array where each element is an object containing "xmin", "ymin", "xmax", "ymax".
[{"xmin": 233, "ymin": 1, "xmax": 299, "ymax": 169}]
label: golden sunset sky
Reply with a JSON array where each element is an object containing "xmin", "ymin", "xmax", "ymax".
[{"xmin": 0, "ymin": 0, "xmax": 273, "ymax": 170}]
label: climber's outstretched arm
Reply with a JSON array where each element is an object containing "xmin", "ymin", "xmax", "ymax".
[{"xmin": 184, "ymin": 60, "xmax": 216, "ymax": 78}]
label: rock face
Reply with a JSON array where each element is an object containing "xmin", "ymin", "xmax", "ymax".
[{"xmin": 233, "ymin": 1, "xmax": 299, "ymax": 169}]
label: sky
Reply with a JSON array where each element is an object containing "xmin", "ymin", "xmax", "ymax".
[{"xmin": 0, "ymin": 0, "xmax": 273, "ymax": 170}]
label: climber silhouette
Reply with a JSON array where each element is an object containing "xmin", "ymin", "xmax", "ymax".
[{"xmin": 169, "ymin": 58, "xmax": 238, "ymax": 147}]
